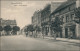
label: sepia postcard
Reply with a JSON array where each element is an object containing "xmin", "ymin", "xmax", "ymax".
[{"xmin": 0, "ymin": 0, "xmax": 80, "ymax": 51}]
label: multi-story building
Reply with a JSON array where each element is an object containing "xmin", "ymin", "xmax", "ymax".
[
  {"xmin": 37, "ymin": 10, "xmax": 42, "ymax": 27},
  {"xmin": 32, "ymin": 11, "xmax": 38, "ymax": 27},
  {"xmin": 31, "ymin": 2, "xmax": 62, "ymax": 37},
  {"xmin": 51, "ymin": 0, "xmax": 80, "ymax": 38},
  {"xmin": 41, "ymin": 4, "xmax": 51, "ymax": 36},
  {"xmin": 32, "ymin": 10, "xmax": 42, "ymax": 37},
  {"xmin": 32, "ymin": 10, "xmax": 42, "ymax": 27},
  {"xmin": 41, "ymin": 2, "xmax": 62, "ymax": 36},
  {"xmin": 1, "ymin": 19, "xmax": 17, "ymax": 27}
]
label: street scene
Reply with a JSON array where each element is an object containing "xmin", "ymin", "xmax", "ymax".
[{"xmin": 0, "ymin": 0, "xmax": 80, "ymax": 51}]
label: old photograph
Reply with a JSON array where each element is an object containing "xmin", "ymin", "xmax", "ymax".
[{"xmin": 0, "ymin": 0, "xmax": 80, "ymax": 51}]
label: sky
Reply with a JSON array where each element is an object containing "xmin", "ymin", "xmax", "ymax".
[{"xmin": 1, "ymin": 0, "xmax": 67, "ymax": 29}]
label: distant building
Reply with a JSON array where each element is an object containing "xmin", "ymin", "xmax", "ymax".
[
  {"xmin": 32, "ymin": 10, "xmax": 42, "ymax": 27},
  {"xmin": 41, "ymin": 4, "xmax": 51, "ymax": 36},
  {"xmin": 1, "ymin": 19, "xmax": 17, "ymax": 27},
  {"xmin": 0, "ymin": 18, "xmax": 17, "ymax": 35},
  {"xmin": 20, "ymin": 26, "xmax": 27, "ymax": 36},
  {"xmin": 32, "ymin": 10, "xmax": 42, "ymax": 37},
  {"xmin": 32, "ymin": 11, "xmax": 38, "ymax": 27}
]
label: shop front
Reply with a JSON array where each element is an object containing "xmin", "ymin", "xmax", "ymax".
[{"xmin": 64, "ymin": 22, "xmax": 76, "ymax": 39}]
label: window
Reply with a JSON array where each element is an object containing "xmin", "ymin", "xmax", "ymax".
[
  {"xmin": 69, "ymin": 7, "xmax": 70, "ymax": 11},
  {"xmin": 71, "ymin": 14, "xmax": 75, "ymax": 21},
  {"xmin": 66, "ymin": 15, "xmax": 69, "ymax": 22},
  {"xmin": 61, "ymin": 16, "xmax": 64, "ymax": 22}
]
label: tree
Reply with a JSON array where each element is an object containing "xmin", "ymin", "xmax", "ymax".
[
  {"xmin": 0, "ymin": 26, "xmax": 3, "ymax": 36},
  {"xmin": 27, "ymin": 25, "xmax": 35, "ymax": 37},
  {"xmin": 35, "ymin": 26, "xmax": 41, "ymax": 32},
  {"xmin": 13, "ymin": 26, "xmax": 20, "ymax": 35},
  {"xmin": 24, "ymin": 27, "xmax": 28, "ymax": 36},
  {"xmin": 51, "ymin": 17, "xmax": 63, "ymax": 40},
  {"xmin": 24, "ymin": 28, "xmax": 28, "ymax": 32},
  {"xmin": 34, "ymin": 25, "xmax": 41, "ymax": 38},
  {"xmin": 74, "ymin": 7, "xmax": 80, "ymax": 24},
  {"xmin": 4, "ymin": 25, "xmax": 12, "ymax": 35}
]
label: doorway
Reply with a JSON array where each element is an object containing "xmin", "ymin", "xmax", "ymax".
[
  {"xmin": 70, "ymin": 26, "xmax": 76, "ymax": 39},
  {"xmin": 65, "ymin": 28, "xmax": 68, "ymax": 38}
]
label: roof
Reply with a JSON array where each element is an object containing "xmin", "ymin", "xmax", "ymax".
[
  {"xmin": 51, "ymin": 0, "xmax": 76, "ymax": 15},
  {"xmin": 41, "ymin": 4, "xmax": 51, "ymax": 12},
  {"xmin": 1, "ymin": 19, "xmax": 17, "ymax": 25}
]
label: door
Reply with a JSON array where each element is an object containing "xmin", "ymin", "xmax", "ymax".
[
  {"xmin": 65, "ymin": 28, "xmax": 68, "ymax": 38},
  {"xmin": 71, "ymin": 26, "xmax": 76, "ymax": 39}
]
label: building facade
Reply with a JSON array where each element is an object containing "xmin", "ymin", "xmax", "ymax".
[
  {"xmin": 31, "ymin": 0, "xmax": 80, "ymax": 39},
  {"xmin": 1, "ymin": 19, "xmax": 17, "ymax": 27},
  {"xmin": 41, "ymin": 4, "xmax": 51, "ymax": 36},
  {"xmin": 0, "ymin": 18, "xmax": 17, "ymax": 35},
  {"xmin": 41, "ymin": 2, "xmax": 62, "ymax": 36},
  {"xmin": 32, "ymin": 11, "xmax": 38, "ymax": 27},
  {"xmin": 32, "ymin": 10, "xmax": 42, "ymax": 27},
  {"xmin": 32, "ymin": 10, "xmax": 42, "ymax": 37},
  {"xmin": 32, "ymin": 2, "xmax": 63, "ymax": 37},
  {"xmin": 51, "ymin": 0, "xmax": 80, "ymax": 38}
]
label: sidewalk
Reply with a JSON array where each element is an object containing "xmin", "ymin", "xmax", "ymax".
[{"xmin": 43, "ymin": 36, "xmax": 80, "ymax": 43}]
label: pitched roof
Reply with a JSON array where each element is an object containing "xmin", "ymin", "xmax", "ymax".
[
  {"xmin": 51, "ymin": 0, "xmax": 76, "ymax": 15},
  {"xmin": 1, "ymin": 20, "xmax": 16, "ymax": 25}
]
